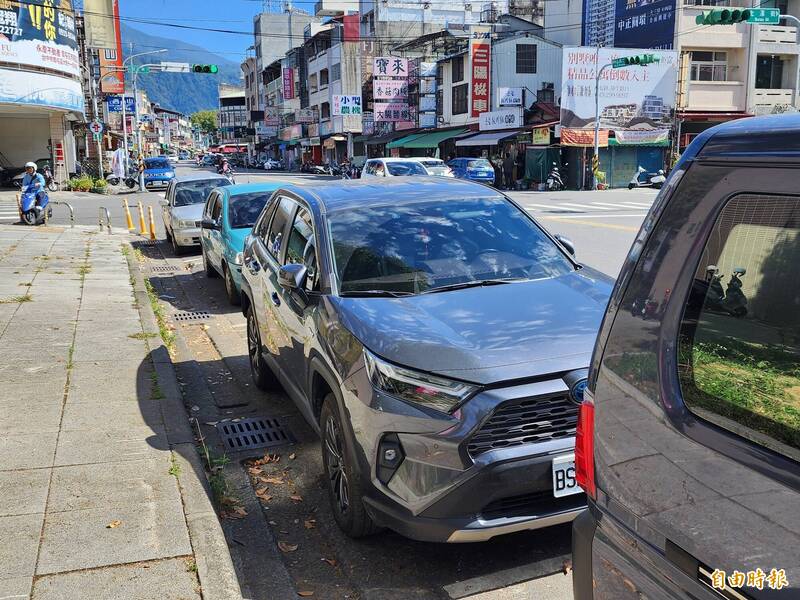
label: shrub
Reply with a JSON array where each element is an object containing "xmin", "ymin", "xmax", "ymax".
[
  {"xmin": 67, "ymin": 175, "xmax": 94, "ymax": 192},
  {"xmin": 91, "ymin": 178, "xmax": 108, "ymax": 194}
]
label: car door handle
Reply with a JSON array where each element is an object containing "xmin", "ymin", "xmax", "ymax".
[{"xmin": 271, "ymin": 292, "xmax": 281, "ymax": 306}]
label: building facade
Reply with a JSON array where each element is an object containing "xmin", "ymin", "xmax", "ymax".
[{"xmin": 217, "ymin": 84, "xmax": 248, "ymax": 144}]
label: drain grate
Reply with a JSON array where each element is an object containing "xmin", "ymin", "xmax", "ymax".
[
  {"xmin": 217, "ymin": 417, "xmax": 294, "ymax": 450},
  {"xmin": 173, "ymin": 310, "xmax": 211, "ymax": 322},
  {"xmin": 151, "ymin": 265, "xmax": 175, "ymax": 273}
]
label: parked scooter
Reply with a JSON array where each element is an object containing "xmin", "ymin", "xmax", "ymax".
[
  {"xmin": 722, "ymin": 267, "xmax": 748, "ymax": 317},
  {"xmin": 42, "ymin": 165, "xmax": 57, "ymax": 192},
  {"xmin": 546, "ymin": 162, "xmax": 565, "ymax": 191},
  {"xmin": 106, "ymin": 166, "xmax": 138, "ymax": 189},
  {"xmin": 19, "ymin": 188, "xmax": 51, "ymax": 225},
  {"xmin": 628, "ymin": 166, "xmax": 666, "ymax": 189}
]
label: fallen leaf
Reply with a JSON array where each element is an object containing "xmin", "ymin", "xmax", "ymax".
[
  {"xmin": 221, "ymin": 506, "xmax": 248, "ymax": 520},
  {"xmin": 562, "ymin": 559, "xmax": 573, "ymax": 575},
  {"xmin": 261, "ymin": 476, "xmax": 284, "ymax": 485},
  {"xmin": 290, "ymin": 494, "xmax": 303, "ymax": 503},
  {"xmin": 297, "ymin": 591, "xmax": 314, "ymax": 597},
  {"xmin": 289, "ymin": 453, "xmax": 296, "ymax": 460},
  {"xmin": 106, "ymin": 520, "xmax": 121, "ymax": 528},
  {"xmin": 255, "ymin": 487, "xmax": 273, "ymax": 502},
  {"xmin": 304, "ymin": 519, "xmax": 316, "ymax": 529},
  {"xmin": 321, "ymin": 557, "xmax": 337, "ymax": 567},
  {"xmin": 277, "ymin": 541, "xmax": 298, "ymax": 553},
  {"xmin": 248, "ymin": 466, "xmax": 263, "ymax": 476}
]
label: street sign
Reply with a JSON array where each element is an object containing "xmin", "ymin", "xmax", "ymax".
[
  {"xmin": 88, "ymin": 121, "xmax": 104, "ymax": 135},
  {"xmin": 160, "ymin": 61, "xmax": 191, "ymax": 73},
  {"xmin": 127, "ymin": 65, "xmax": 150, "ymax": 74},
  {"xmin": 747, "ymin": 8, "xmax": 780, "ymax": 24},
  {"xmin": 92, "ymin": 132, "xmax": 103, "ymax": 142}
]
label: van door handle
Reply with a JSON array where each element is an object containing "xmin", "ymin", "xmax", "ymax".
[{"xmin": 271, "ymin": 292, "xmax": 281, "ymax": 306}]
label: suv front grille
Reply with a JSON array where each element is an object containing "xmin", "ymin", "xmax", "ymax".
[
  {"xmin": 481, "ymin": 490, "xmax": 585, "ymax": 520},
  {"xmin": 467, "ymin": 392, "xmax": 578, "ymax": 459}
]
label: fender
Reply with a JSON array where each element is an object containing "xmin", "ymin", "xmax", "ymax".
[{"xmin": 239, "ymin": 275, "xmax": 253, "ymax": 316}]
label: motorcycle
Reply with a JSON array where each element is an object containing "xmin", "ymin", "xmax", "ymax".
[
  {"xmin": 722, "ymin": 267, "xmax": 748, "ymax": 317},
  {"xmin": 42, "ymin": 165, "xmax": 57, "ymax": 192},
  {"xmin": 309, "ymin": 163, "xmax": 331, "ymax": 176},
  {"xmin": 628, "ymin": 166, "xmax": 666, "ymax": 190},
  {"xmin": 106, "ymin": 166, "xmax": 138, "ymax": 189},
  {"xmin": 19, "ymin": 188, "xmax": 51, "ymax": 226},
  {"xmin": 221, "ymin": 164, "xmax": 236, "ymax": 183},
  {"xmin": 546, "ymin": 162, "xmax": 565, "ymax": 191}
]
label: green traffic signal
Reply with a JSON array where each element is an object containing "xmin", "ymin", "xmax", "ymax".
[
  {"xmin": 191, "ymin": 64, "xmax": 219, "ymax": 74},
  {"xmin": 695, "ymin": 8, "xmax": 752, "ymax": 25},
  {"xmin": 611, "ymin": 54, "xmax": 660, "ymax": 69}
]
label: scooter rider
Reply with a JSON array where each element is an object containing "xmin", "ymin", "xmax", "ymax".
[{"xmin": 21, "ymin": 162, "xmax": 46, "ymax": 203}]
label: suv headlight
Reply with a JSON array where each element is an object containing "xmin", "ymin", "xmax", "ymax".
[
  {"xmin": 177, "ymin": 219, "xmax": 196, "ymax": 228},
  {"xmin": 363, "ymin": 349, "xmax": 477, "ymax": 413},
  {"xmin": 233, "ymin": 252, "xmax": 243, "ymax": 265}
]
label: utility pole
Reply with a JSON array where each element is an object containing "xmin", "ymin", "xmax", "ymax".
[
  {"xmin": 80, "ymin": 63, "xmax": 105, "ymax": 179},
  {"xmin": 120, "ymin": 49, "xmax": 167, "ymax": 171}
]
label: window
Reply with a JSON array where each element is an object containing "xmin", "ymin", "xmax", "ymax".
[
  {"xmin": 690, "ymin": 51, "xmax": 729, "ymax": 82},
  {"xmin": 452, "ymin": 83, "xmax": 468, "ymax": 115},
  {"xmin": 309, "ymin": 73, "xmax": 318, "ymax": 93},
  {"xmin": 331, "ymin": 63, "xmax": 341, "ymax": 82},
  {"xmin": 174, "ymin": 179, "xmax": 230, "ymax": 207},
  {"xmin": 254, "ymin": 196, "xmax": 278, "ymax": 239},
  {"xmin": 679, "ymin": 194, "xmax": 800, "ymax": 460},
  {"xmin": 321, "ymin": 102, "xmax": 330, "ymax": 119},
  {"xmin": 452, "ymin": 56, "xmax": 465, "ymax": 83},
  {"xmin": 756, "ymin": 55, "xmax": 785, "ymax": 89},
  {"xmin": 285, "ymin": 206, "xmax": 318, "ymax": 291},
  {"xmin": 266, "ymin": 196, "xmax": 296, "ymax": 259},
  {"xmin": 228, "ymin": 192, "xmax": 270, "ymax": 229},
  {"xmin": 210, "ymin": 195, "xmax": 222, "ymax": 222},
  {"xmin": 516, "ymin": 44, "xmax": 537, "ymax": 74},
  {"xmin": 320, "ymin": 68, "xmax": 329, "ymax": 87}
]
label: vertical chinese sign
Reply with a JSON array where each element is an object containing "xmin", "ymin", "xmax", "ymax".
[
  {"xmin": 469, "ymin": 25, "xmax": 491, "ymax": 118},
  {"xmin": 373, "ymin": 57, "xmax": 410, "ymax": 123},
  {"xmin": 282, "ymin": 67, "xmax": 295, "ymax": 100},
  {"xmin": 99, "ymin": 0, "xmax": 124, "ymax": 94}
]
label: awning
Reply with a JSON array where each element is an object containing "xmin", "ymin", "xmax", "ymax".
[
  {"xmin": 365, "ymin": 131, "xmax": 408, "ymax": 145},
  {"xmin": 402, "ymin": 128, "xmax": 468, "ymax": 149},
  {"xmin": 608, "ymin": 138, "xmax": 669, "ymax": 147},
  {"xmin": 385, "ymin": 133, "xmax": 425, "ymax": 149},
  {"xmin": 455, "ymin": 129, "xmax": 522, "ymax": 147}
]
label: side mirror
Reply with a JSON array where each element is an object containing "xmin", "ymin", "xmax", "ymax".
[
  {"xmin": 200, "ymin": 218, "xmax": 220, "ymax": 231},
  {"xmin": 554, "ymin": 234, "xmax": 576, "ymax": 257},
  {"xmin": 278, "ymin": 263, "xmax": 308, "ymax": 290},
  {"xmin": 159, "ymin": 199, "xmax": 169, "ymax": 207}
]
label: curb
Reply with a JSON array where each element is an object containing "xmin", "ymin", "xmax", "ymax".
[{"xmin": 124, "ymin": 242, "xmax": 244, "ymax": 600}]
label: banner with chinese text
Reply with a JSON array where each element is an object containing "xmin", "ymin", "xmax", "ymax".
[
  {"xmin": 373, "ymin": 57, "xmax": 408, "ymax": 78},
  {"xmin": 373, "ymin": 79, "xmax": 408, "ymax": 101},
  {"xmin": 374, "ymin": 102, "xmax": 410, "ymax": 122},
  {"xmin": 469, "ymin": 25, "xmax": 491, "ymax": 117},
  {"xmin": 282, "ymin": 67, "xmax": 295, "ymax": 100},
  {"xmin": 332, "ymin": 95, "xmax": 362, "ymax": 116},
  {"xmin": 561, "ymin": 127, "xmax": 609, "ymax": 147}
]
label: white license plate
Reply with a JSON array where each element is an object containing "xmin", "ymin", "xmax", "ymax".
[{"xmin": 552, "ymin": 453, "xmax": 581, "ymax": 498}]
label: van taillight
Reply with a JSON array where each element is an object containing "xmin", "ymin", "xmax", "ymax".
[{"xmin": 575, "ymin": 400, "xmax": 596, "ymax": 499}]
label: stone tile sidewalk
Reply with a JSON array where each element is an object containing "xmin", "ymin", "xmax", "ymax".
[{"xmin": 0, "ymin": 226, "xmax": 237, "ymax": 599}]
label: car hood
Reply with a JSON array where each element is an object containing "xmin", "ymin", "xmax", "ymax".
[
  {"xmin": 226, "ymin": 227, "xmax": 250, "ymax": 254},
  {"xmin": 332, "ymin": 268, "xmax": 613, "ymax": 385},
  {"xmin": 171, "ymin": 204, "xmax": 204, "ymax": 221}
]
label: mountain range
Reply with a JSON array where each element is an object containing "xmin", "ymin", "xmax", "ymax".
[{"xmin": 120, "ymin": 24, "xmax": 243, "ymax": 115}]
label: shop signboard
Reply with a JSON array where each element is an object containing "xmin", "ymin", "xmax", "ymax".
[
  {"xmin": 0, "ymin": 0, "xmax": 79, "ymax": 77},
  {"xmin": 279, "ymin": 124, "xmax": 302, "ymax": 141},
  {"xmin": 560, "ymin": 46, "xmax": 678, "ymax": 132},
  {"xmin": 264, "ymin": 108, "xmax": 281, "ymax": 126},
  {"xmin": 614, "ymin": 128, "xmax": 669, "ymax": 144},
  {"xmin": 373, "ymin": 57, "xmax": 408, "ymax": 77},
  {"xmin": 469, "ymin": 25, "xmax": 492, "ymax": 117},
  {"xmin": 307, "ymin": 122, "xmax": 319, "ymax": 137},
  {"xmin": 332, "ymin": 95, "xmax": 362, "ymax": 116},
  {"xmin": 282, "ymin": 67, "xmax": 295, "ymax": 100},
  {"xmin": 309, "ymin": 136, "xmax": 321, "ymax": 146},
  {"xmin": 319, "ymin": 121, "xmax": 333, "ymax": 136},
  {"xmin": 419, "ymin": 62, "xmax": 437, "ymax": 77},
  {"xmin": 420, "ymin": 78, "xmax": 437, "ymax": 95},
  {"xmin": 106, "ymin": 95, "xmax": 136, "ymax": 113},
  {"xmin": 295, "ymin": 108, "xmax": 316, "ymax": 123},
  {"xmin": 374, "ymin": 102, "xmax": 410, "ymax": 122},
  {"xmin": 419, "ymin": 95, "xmax": 436, "ymax": 112},
  {"xmin": 361, "ymin": 112, "xmax": 374, "ymax": 136},
  {"xmin": 0, "ymin": 69, "xmax": 83, "ymax": 112},
  {"xmin": 497, "ymin": 87, "xmax": 523, "ymax": 107},
  {"xmin": 479, "ymin": 107, "xmax": 523, "ymax": 131},
  {"xmin": 97, "ymin": 1, "xmax": 123, "ymax": 93},
  {"xmin": 419, "ymin": 113, "xmax": 436, "ymax": 129},
  {"xmin": 373, "ymin": 79, "xmax": 408, "ymax": 101},
  {"xmin": 532, "ymin": 126, "xmax": 550, "ymax": 145}
]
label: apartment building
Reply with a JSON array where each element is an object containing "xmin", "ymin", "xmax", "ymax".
[{"xmin": 217, "ymin": 84, "xmax": 248, "ymax": 144}]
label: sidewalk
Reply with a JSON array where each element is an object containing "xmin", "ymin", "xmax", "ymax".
[{"xmin": 0, "ymin": 225, "xmax": 239, "ymax": 599}]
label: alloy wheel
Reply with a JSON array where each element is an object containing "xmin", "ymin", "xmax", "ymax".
[
  {"xmin": 325, "ymin": 416, "xmax": 349, "ymax": 514},
  {"xmin": 247, "ymin": 312, "xmax": 260, "ymax": 379}
]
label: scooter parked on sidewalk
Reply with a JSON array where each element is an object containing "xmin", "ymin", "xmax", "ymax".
[
  {"xmin": 19, "ymin": 189, "xmax": 51, "ymax": 225},
  {"xmin": 628, "ymin": 166, "xmax": 666, "ymax": 189},
  {"xmin": 546, "ymin": 162, "xmax": 565, "ymax": 191}
]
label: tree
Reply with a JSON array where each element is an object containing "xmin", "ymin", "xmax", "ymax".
[{"xmin": 191, "ymin": 110, "xmax": 218, "ymax": 134}]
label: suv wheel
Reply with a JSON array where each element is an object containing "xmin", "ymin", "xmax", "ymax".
[
  {"xmin": 202, "ymin": 246, "xmax": 218, "ymax": 278},
  {"xmin": 223, "ymin": 264, "xmax": 240, "ymax": 305},
  {"xmin": 171, "ymin": 234, "xmax": 184, "ymax": 256},
  {"xmin": 320, "ymin": 395, "xmax": 379, "ymax": 538},
  {"xmin": 246, "ymin": 306, "xmax": 277, "ymax": 390}
]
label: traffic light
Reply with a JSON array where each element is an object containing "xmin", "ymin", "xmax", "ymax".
[
  {"xmin": 695, "ymin": 9, "xmax": 751, "ymax": 25},
  {"xmin": 611, "ymin": 54, "xmax": 660, "ymax": 68},
  {"xmin": 191, "ymin": 64, "xmax": 219, "ymax": 74}
]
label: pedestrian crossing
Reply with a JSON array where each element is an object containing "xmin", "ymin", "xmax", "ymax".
[
  {"xmin": 518, "ymin": 197, "xmax": 655, "ymax": 214},
  {"xmin": 0, "ymin": 196, "xmax": 19, "ymax": 223}
]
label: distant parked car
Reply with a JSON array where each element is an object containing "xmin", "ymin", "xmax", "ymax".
[
  {"xmin": 360, "ymin": 157, "xmax": 429, "ymax": 178},
  {"xmin": 263, "ymin": 158, "xmax": 283, "ymax": 171},
  {"xmin": 161, "ymin": 173, "xmax": 232, "ymax": 255},
  {"xmin": 413, "ymin": 158, "xmax": 454, "ymax": 177},
  {"xmin": 179, "ymin": 150, "xmax": 189, "ymax": 160},
  {"xmin": 447, "ymin": 158, "xmax": 495, "ymax": 185},
  {"xmin": 200, "ymin": 182, "xmax": 286, "ymax": 305},
  {"xmin": 142, "ymin": 157, "xmax": 175, "ymax": 189}
]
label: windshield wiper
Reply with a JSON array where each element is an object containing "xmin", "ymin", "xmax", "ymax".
[
  {"xmin": 339, "ymin": 290, "xmax": 415, "ymax": 298},
  {"xmin": 421, "ymin": 278, "xmax": 527, "ymax": 294}
]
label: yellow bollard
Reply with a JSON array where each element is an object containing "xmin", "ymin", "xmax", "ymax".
[
  {"xmin": 137, "ymin": 201, "xmax": 147, "ymax": 235},
  {"xmin": 123, "ymin": 199, "xmax": 135, "ymax": 231},
  {"xmin": 148, "ymin": 205, "xmax": 156, "ymax": 241}
]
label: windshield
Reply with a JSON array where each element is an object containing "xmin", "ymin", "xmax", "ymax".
[
  {"xmin": 174, "ymin": 179, "xmax": 230, "ymax": 207},
  {"xmin": 145, "ymin": 158, "xmax": 170, "ymax": 169},
  {"xmin": 328, "ymin": 197, "xmax": 574, "ymax": 294},
  {"xmin": 467, "ymin": 159, "xmax": 492, "ymax": 169},
  {"xmin": 386, "ymin": 161, "xmax": 428, "ymax": 176},
  {"xmin": 228, "ymin": 191, "xmax": 271, "ymax": 228}
]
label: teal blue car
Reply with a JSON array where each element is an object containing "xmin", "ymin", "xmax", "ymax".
[{"xmin": 200, "ymin": 182, "xmax": 285, "ymax": 304}]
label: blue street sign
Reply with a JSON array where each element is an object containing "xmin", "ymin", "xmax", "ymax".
[{"xmin": 106, "ymin": 96, "xmax": 136, "ymax": 113}]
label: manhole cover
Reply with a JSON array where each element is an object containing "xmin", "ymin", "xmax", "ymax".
[
  {"xmin": 173, "ymin": 310, "xmax": 211, "ymax": 322},
  {"xmin": 151, "ymin": 265, "xmax": 175, "ymax": 273},
  {"xmin": 217, "ymin": 417, "xmax": 294, "ymax": 450}
]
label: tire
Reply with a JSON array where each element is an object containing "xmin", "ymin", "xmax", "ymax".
[
  {"xmin": 202, "ymin": 245, "xmax": 218, "ymax": 278},
  {"xmin": 320, "ymin": 395, "xmax": 380, "ymax": 538},
  {"xmin": 628, "ymin": 183, "xmax": 636, "ymax": 190},
  {"xmin": 22, "ymin": 210, "xmax": 37, "ymax": 226},
  {"xmin": 47, "ymin": 182, "xmax": 57, "ymax": 192},
  {"xmin": 246, "ymin": 305, "xmax": 278, "ymax": 390},
  {"xmin": 171, "ymin": 234, "xmax": 185, "ymax": 256},
  {"xmin": 223, "ymin": 263, "xmax": 241, "ymax": 305}
]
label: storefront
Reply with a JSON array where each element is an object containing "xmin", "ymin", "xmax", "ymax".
[
  {"xmin": 599, "ymin": 138, "xmax": 669, "ymax": 189},
  {"xmin": 385, "ymin": 128, "xmax": 469, "ymax": 159}
]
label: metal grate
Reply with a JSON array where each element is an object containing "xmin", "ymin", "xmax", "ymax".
[
  {"xmin": 173, "ymin": 310, "xmax": 211, "ymax": 322},
  {"xmin": 481, "ymin": 489, "xmax": 585, "ymax": 520},
  {"xmin": 467, "ymin": 393, "xmax": 578, "ymax": 459},
  {"xmin": 151, "ymin": 265, "xmax": 175, "ymax": 273},
  {"xmin": 216, "ymin": 417, "xmax": 293, "ymax": 450}
]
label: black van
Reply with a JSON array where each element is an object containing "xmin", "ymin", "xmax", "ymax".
[{"xmin": 572, "ymin": 114, "xmax": 800, "ymax": 599}]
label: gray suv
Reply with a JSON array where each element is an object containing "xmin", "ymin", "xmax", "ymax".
[
  {"xmin": 573, "ymin": 115, "xmax": 800, "ymax": 597},
  {"xmin": 240, "ymin": 177, "xmax": 613, "ymax": 542}
]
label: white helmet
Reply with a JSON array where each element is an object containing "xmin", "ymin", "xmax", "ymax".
[{"xmin": 25, "ymin": 161, "xmax": 37, "ymax": 171}]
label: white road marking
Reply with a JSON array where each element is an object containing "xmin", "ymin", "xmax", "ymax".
[
  {"xmin": 558, "ymin": 202, "xmax": 615, "ymax": 211},
  {"xmin": 590, "ymin": 202, "xmax": 649, "ymax": 209},
  {"xmin": 540, "ymin": 213, "xmax": 647, "ymax": 219},
  {"xmin": 522, "ymin": 202, "xmax": 582, "ymax": 212}
]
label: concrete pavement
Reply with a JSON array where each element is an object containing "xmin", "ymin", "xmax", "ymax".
[{"xmin": 0, "ymin": 225, "xmax": 240, "ymax": 600}]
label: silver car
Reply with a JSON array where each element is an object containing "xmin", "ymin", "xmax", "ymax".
[{"xmin": 161, "ymin": 173, "xmax": 231, "ymax": 255}]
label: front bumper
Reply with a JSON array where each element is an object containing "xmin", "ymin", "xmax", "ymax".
[
  {"xmin": 343, "ymin": 372, "xmax": 586, "ymax": 542},
  {"xmin": 144, "ymin": 178, "xmax": 170, "ymax": 188},
  {"xmin": 173, "ymin": 226, "xmax": 201, "ymax": 247}
]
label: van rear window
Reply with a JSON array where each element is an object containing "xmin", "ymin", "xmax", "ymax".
[{"xmin": 678, "ymin": 194, "xmax": 800, "ymax": 461}]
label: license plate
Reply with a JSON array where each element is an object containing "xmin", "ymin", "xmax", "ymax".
[{"xmin": 552, "ymin": 453, "xmax": 581, "ymax": 498}]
